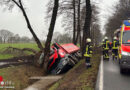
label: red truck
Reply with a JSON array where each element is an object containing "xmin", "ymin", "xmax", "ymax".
[{"xmin": 38, "ymin": 43, "xmax": 81, "ymax": 74}]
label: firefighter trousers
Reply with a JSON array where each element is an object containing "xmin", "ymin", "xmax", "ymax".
[
  {"xmin": 104, "ymin": 50, "xmax": 109, "ymax": 58},
  {"xmin": 85, "ymin": 57, "xmax": 91, "ymax": 64},
  {"xmin": 112, "ymin": 49, "xmax": 118, "ymax": 56}
]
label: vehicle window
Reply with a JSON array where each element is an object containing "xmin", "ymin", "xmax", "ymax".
[{"xmin": 122, "ymin": 31, "xmax": 130, "ymax": 44}]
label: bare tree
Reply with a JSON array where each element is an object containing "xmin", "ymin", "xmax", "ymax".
[
  {"xmin": 42, "ymin": 0, "xmax": 59, "ymax": 72},
  {"xmin": 0, "ymin": 37, "xmax": 2, "ymax": 43},
  {"xmin": 13, "ymin": 34, "xmax": 20, "ymax": 43},
  {"xmin": 75, "ymin": 0, "xmax": 81, "ymax": 44},
  {"xmin": 52, "ymin": 32, "xmax": 72, "ymax": 43},
  {"xmin": 73, "ymin": 0, "xmax": 76, "ymax": 44},
  {"xmin": 91, "ymin": 24, "xmax": 102, "ymax": 46},
  {"xmin": 52, "ymin": 32, "xmax": 61, "ymax": 43},
  {"xmin": 105, "ymin": 0, "xmax": 130, "ymax": 40},
  {"xmin": 0, "ymin": 29, "xmax": 14, "ymax": 43},
  {"xmin": 1, "ymin": 0, "xmax": 43, "ymax": 50},
  {"xmin": 20, "ymin": 36, "xmax": 30, "ymax": 43},
  {"xmin": 46, "ymin": 0, "xmax": 79, "ymax": 44}
]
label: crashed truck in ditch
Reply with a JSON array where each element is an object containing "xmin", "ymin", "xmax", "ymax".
[{"xmin": 38, "ymin": 43, "xmax": 81, "ymax": 74}]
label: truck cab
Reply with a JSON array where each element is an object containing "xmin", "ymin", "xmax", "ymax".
[{"xmin": 119, "ymin": 20, "xmax": 130, "ymax": 73}]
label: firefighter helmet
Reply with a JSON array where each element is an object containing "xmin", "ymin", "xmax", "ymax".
[
  {"xmin": 86, "ymin": 38, "xmax": 91, "ymax": 43},
  {"xmin": 104, "ymin": 37, "xmax": 108, "ymax": 40},
  {"xmin": 114, "ymin": 37, "xmax": 117, "ymax": 40}
]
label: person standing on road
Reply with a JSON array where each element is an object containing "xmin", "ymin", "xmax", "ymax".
[
  {"xmin": 112, "ymin": 37, "xmax": 119, "ymax": 60},
  {"xmin": 103, "ymin": 37, "xmax": 110, "ymax": 59},
  {"xmin": 84, "ymin": 38, "xmax": 93, "ymax": 68}
]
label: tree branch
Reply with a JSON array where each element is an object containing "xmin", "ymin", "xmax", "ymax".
[
  {"xmin": 10, "ymin": 0, "xmax": 44, "ymax": 50},
  {"xmin": 11, "ymin": 0, "xmax": 21, "ymax": 8}
]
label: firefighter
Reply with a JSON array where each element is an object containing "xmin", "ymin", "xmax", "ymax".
[
  {"xmin": 103, "ymin": 37, "xmax": 110, "ymax": 59},
  {"xmin": 112, "ymin": 36, "xmax": 119, "ymax": 60},
  {"xmin": 84, "ymin": 38, "xmax": 93, "ymax": 68}
]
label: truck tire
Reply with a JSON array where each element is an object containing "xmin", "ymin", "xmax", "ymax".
[
  {"xmin": 74, "ymin": 53, "xmax": 79, "ymax": 59},
  {"xmin": 76, "ymin": 51, "xmax": 82, "ymax": 58},
  {"xmin": 69, "ymin": 58, "xmax": 76, "ymax": 66},
  {"xmin": 70, "ymin": 55, "xmax": 78, "ymax": 63}
]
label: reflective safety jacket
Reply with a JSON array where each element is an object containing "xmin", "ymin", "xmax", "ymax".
[
  {"xmin": 112, "ymin": 40, "xmax": 119, "ymax": 49},
  {"xmin": 84, "ymin": 44, "xmax": 93, "ymax": 57},
  {"xmin": 103, "ymin": 40, "xmax": 110, "ymax": 50}
]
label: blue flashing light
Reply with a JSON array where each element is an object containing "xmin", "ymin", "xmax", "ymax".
[{"xmin": 123, "ymin": 20, "xmax": 130, "ymax": 26}]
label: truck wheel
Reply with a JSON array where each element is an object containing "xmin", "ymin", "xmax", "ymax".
[
  {"xmin": 71, "ymin": 55, "xmax": 78, "ymax": 63},
  {"xmin": 76, "ymin": 51, "xmax": 82, "ymax": 58},
  {"xmin": 74, "ymin": 53, "xmax": 80, "ymax": 59},
  {"xmin": 69, "ymin": 58, "xmax": 76, "ymax": 66}
]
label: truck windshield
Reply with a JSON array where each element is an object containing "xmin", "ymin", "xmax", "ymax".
[{"xmin": 122, "ymin": 31, "xmax": 130, "ymax": 44}]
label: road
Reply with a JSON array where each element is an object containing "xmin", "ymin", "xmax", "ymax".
[{"xmin": 96, "ymin": 56, "xmax": 130, "ymax": 90}]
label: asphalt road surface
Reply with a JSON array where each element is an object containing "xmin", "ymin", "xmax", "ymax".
[{"xmin": 96, "ymin": 56, "xmax": 130, "ymax": 90}]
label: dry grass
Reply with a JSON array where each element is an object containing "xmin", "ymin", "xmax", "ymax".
[{"xmin": 0, "ymin": 65, "xmax": 45, "ymax": 90}]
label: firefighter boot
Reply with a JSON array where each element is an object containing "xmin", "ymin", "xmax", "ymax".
[
  {"xmin": 88, "ymin": 63, "xmax": 92, "ymax": 67},
  {"xmin": 86, "ymin": 63, "xmax": 91, "ymax": 69}
]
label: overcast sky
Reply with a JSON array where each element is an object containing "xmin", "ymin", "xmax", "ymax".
[
  {"xmin": 0, "ymin": 0, "xmax": 119, "ymax": 40},
  {"xmin": 97, "ymin": 0, "xmax": 119, "ymax": 34}
]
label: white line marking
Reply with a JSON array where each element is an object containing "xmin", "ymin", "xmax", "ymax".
[{"xmin": 99, "ymin": 56, "xmax": 103, "ymax": 90}]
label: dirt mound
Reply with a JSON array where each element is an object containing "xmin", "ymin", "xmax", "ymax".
[{"xmin": 1, "ymin": 47, "xmax": 37, "ymax": 56}]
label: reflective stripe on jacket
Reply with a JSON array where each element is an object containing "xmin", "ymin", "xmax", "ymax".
[
  {"xmin": 112, "ymin": 40, "xmax": 119, "ymax": 49},
  {"xmin": 103, "ymin": 40, "xmax": 109, "ymax": 50},
  {"xmin": 84, "ymin": 45, "xmax": 93, "ymax": 57}
]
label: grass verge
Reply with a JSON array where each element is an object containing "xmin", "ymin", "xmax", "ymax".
[{"xmin": 0, "ymin": 43, "xmax": 40, "ymax": 51}]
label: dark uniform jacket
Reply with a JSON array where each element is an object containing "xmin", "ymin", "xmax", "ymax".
[
  {"xmin": 84, "ymin": 43, "xmax": 93, "ymax": 57},
  {"xmin": 112, "ymin": 40, "xmax": 119, "ymax": 49}
]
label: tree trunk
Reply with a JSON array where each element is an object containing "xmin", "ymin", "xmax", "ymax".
[
  {"xmin": 42, "ymin": 0, "xmax": 59, "ymax": 72},
  {"xmin": 75, "ymin": 0, "xmax": 81, "ymax": 45},
  {"xmin": 73, "ymin": 0, "xmax": 76, "ymax": 44},
  {"xmin": 12, "ymin": 0, "xmax": 44, "ymax": 50},
  {"xmin": 81, "ymin": 0, "xmax": 92, "ymax": 57},
  {"xmin": 79, "ymin": 32, "xmax": 82, "ymax": 47}
]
